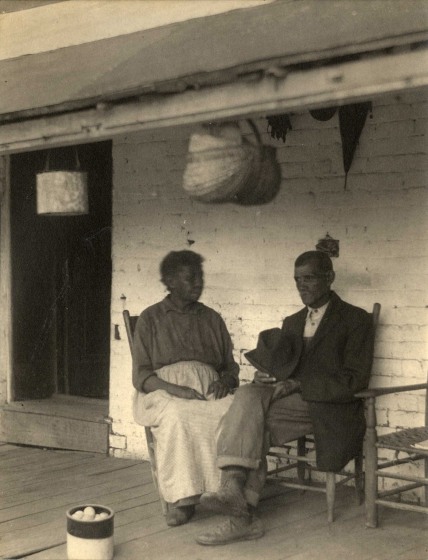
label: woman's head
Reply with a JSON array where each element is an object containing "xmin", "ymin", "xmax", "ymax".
[{"xmin": 160, "ymin": 250, "xmax": 204, "ymax": 305}]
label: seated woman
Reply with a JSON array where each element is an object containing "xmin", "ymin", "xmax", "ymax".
[{"xmin": 132, "ymin": 250, "xmax": 239, "ymax": 527}]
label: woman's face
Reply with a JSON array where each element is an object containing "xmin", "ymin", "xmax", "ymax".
[{"xmin": 168, "ymin": 265, "xmax": 204, "ymax": 306}]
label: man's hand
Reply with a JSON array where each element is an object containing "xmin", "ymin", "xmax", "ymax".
[
  {"xmin": 254, "ymin": 370, "xmax": 277, "ymax": 384},
  {"xmin": 272, "ymin": 379, "xmax": 301, "ymax": 400},
  {"xmin": 207, "ymin": 378, "xmax": 232, "ymax": 400}
]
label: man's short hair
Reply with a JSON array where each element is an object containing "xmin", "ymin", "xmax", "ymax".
[
  {"xmin": 295, "ymin": 251, "xmax": 333, "ymax": 273},
  {"xmin": 160, "ymin": 250, "xmax": 204, "ymax": 283}
]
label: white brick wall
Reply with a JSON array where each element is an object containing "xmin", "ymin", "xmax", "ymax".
[{"xmin": 109, "ymin": 88, "xmax": 428, "ymax": 500}]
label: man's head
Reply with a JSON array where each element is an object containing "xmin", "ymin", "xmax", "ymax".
[
  {"xmin": 294, "ymin": 251, "xmax": 335, "ymax": 308},
  {"xmin": 160, "ymin": 250, "xmax": 204, "ymax": 305}
]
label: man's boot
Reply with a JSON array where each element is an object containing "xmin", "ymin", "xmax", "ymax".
[
  {"xmin": 200, "ymin": 467, "xmax": 249, "ymax": 517},
  {"xmin": 196, "ymin": 506, "xmax": 264, "ymax": 546}
]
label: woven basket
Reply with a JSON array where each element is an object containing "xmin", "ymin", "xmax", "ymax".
[
  {"xmin": 182, "ymin": 121, "xmax": 281, "ymax": 205},
  {"xmin": 183, "ymin": 123, "xmax": 261, "ymax": 203},
  {"xmin": 233, "ymin": 144, "xmax": 281, "ymax": 206}
]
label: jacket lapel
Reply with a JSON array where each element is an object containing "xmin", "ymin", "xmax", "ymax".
[{"xmin": 280, "ymin": 308, "xmax": 306, "ymax": 379}]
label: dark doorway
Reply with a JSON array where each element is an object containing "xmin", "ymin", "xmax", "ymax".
[{"xmin": 10, "ymin": 141, "xmax": 112, "ymax": 400}]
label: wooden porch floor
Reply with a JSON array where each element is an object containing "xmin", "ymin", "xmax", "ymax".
[{"xmin": 1, "ymin": 442, "xmax": 427, "ymax": 560}]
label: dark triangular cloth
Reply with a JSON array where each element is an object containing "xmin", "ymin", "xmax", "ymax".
[{"xmin": 339, "ymin": 102, "xmax": 372, "ymax": 180}]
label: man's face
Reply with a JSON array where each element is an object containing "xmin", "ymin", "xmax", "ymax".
[
  {"xmin": 168, "ymin": 264, "xmax": 204, "ymax": 305},
  {"xmin": 294, "ymin": 261, "xmax": 334, "ymax": 308}
]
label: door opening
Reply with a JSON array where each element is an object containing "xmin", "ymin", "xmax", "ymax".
[{"xmin": 10, "ymin": 141, "xmax": 112, "ymax": 401}]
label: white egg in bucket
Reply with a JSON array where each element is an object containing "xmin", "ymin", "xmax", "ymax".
[{"xmin": 66, "ymin": 504, "xmax": 114, "ymax": 560}]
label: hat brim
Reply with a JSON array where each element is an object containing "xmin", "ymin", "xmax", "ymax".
[{"xmin": 244, "ymin": 350, "xmax": 269, "ymax": 374}]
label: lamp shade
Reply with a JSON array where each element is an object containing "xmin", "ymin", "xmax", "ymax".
[{"xmin": 37, "ymin": 171, "xmax": 88, "ymax": 215}]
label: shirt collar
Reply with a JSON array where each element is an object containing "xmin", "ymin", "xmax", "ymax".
[
  {"xmin": 307, "ymin": 300, "xmax": 330, "ymax": 315},
  {"xmin": 162, "ymin": 295, "xmax": 204, "ymax": 315}
]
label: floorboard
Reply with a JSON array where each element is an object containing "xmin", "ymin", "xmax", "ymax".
[{"xmin": 0, "ymin": 443, "xmax": 426, "ymax": 560}]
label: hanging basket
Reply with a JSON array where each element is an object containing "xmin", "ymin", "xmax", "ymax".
[
  {"xmin": 182, "ymin": 123, "xmax": 260, "ymax": 203},
  {"xmin": 36, "ymin": 149, "xmax": 88, "ymax": 215},
  {"xmin": 37, "ymin": 171, "xmax": 88, "ymax": 215},
  {"xmin": 232, "ymin": 120, "xmax": 281, "ymax": 206},
  {"xmin": 182, "ymin": 121, "xmax": 281, "ymax": 205}
]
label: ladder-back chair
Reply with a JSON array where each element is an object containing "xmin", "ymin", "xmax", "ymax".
[
  {"xmin": 356, "ymin": 374, "xmax": 428, "ymax": 527},
  {"xmin": 266, "ymin": 302, "xmax": 381, "ymax": 523},
  {"xmin": 123, "ymin": 310, "xmax": 168, "ymax": 515}
]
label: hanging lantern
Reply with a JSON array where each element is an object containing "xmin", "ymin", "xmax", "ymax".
[{"xmin": 37, "ymin": 150, "xmax": 88, "ymax": 215}]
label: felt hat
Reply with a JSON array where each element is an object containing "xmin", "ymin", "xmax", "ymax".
[{"xmin": 244, "ymin": 328, "xmax": 296, "ymax": 378}]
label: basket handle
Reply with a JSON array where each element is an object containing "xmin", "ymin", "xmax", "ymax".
[
  {"xmin": 43, "ymin": 148, "xmax": 81, "ymax": 172},
  {"xmin": 245, "ymin": 119, "xmax": 262, "ymax": 146}
]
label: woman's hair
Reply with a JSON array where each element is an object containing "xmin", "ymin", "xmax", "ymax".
[
  {"xmin": 295, "ymin": 251, "xmax": 333, "ymax": 273},
  {"xmin": 160, "ymin": 250, "xmax": 204, "ymax": 284}
]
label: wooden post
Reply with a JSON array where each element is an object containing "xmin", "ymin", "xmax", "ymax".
[
  {"xmin": 0, "ymin": 154, "xmax": 12, "ymax": 403},
  {"xmin": 365, "ymin": 396, "xmax": 378, "ymax": 528}
]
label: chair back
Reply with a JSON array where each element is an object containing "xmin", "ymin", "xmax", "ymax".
[
  {"xmin": 122, "ymin": 309, "xmax": 169, "ymax": 515},
  {"xmin": 371, "ymin": 303, "xmax": 381, "ymax": 331},
  {"xmin": 123, "ymin": 310, "xmax": 139, "ymax": 354}
]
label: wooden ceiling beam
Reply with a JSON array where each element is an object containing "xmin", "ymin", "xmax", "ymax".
[{"xmin": 0, "ymin": 48, "xmax": 427, "ymax": 154}]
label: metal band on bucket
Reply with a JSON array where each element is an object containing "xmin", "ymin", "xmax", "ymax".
[{"xmin": 67, "ymin": 505, "xmax": 114, "ymax": 540}]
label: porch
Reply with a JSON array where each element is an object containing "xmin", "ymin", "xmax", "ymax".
[{"xmin": 1, "ymin": 442, "xmax": 426, "ymax": 560}]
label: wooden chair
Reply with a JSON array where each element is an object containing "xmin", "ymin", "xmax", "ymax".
[
  {"xmin": 123, "ymin": 310, "xmax": 168, "ymax": 516},
  {"xmin": 356, "ymin": 375, "xmax": 428, "ymax": 527},
  {"xmin": 266, "ymin": 303, "xmax": 381, "ymax": 523}
]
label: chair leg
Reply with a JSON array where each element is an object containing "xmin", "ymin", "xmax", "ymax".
[
  {"xmin": 297, "ymin": 437, "xmax": 308, "ymax": 485},
  {"xmin": 354, "ymin": 452, "xmax": 364, "ymax": 505},
  {"xmin": 326, "ymin": 472, "xmax": 335, "ymax": 523},
  {"xmin": 364, "ymin": 397, "xmax": 378, "ymax": 528},
  {"xmin": 145, "ymin": 427, "xmax": 168, "ymax": 516},
  {"xmin": 424, "ymin": 456, "xmax": 428, "ymax": 507}
]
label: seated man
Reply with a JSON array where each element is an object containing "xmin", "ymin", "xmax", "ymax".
[{"xmin": 196, "ymin": 250, "xmax": 374, "ymax": 545}]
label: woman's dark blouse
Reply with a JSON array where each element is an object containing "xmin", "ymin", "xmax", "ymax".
[{"xmin": 132, "ymin": 296, "xmax": 239, "ymax": 391}]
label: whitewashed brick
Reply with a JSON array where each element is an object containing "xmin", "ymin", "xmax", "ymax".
[
  {"xmin": 109, "ymin": 434, "xmax": 127, "ymax": 450},
  {"xmin": 388, "ymin": 409, "xmax": 425, "ymax": 429},
  {"xmin": 108, "ymin": 89, "xmax": 428, "ymax": 460}
]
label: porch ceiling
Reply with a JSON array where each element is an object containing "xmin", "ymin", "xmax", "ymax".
[{"xmin": 1, "ymin": 0, "xmax": 428, "ymax": 124}]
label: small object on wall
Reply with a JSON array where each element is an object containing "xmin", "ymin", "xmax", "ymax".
[
  {"xmin": 37, "ymin": 149, "xmax": 88, "ymax": 215},
  {"xmin": 266, "ymin": 113, "xmax": 292, "ymax": 142},
  {"xmin": 309, "ymin": 107, "xmax": 337, "ymax": 121},
  {"xmin": 114, "ymin": 325, "xmax": 120, "ymax": 340},
  {"xmin": 316, "ymin": 233, "xmax": 339, "ymax": 258}
]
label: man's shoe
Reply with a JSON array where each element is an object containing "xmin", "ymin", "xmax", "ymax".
[
  {"xmin": 200, "ymin": 471, "xmax": 248, "ymax": 517},
  {"xmin": 196, "ymin": 517, "xmax": 264, "ymax": 546},
  {"xmin": 165, "ymin": 504, "xmax": 195, "ymax": 527},
  {"xmin": 200, "ymin": 489, "xmax": 249, "ymax": 517}
]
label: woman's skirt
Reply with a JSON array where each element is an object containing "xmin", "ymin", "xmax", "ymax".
[{"xmin": 133, "ymin": 361, "xmax": 234, "ymax": 504}]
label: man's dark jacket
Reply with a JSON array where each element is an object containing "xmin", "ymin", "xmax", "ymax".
[{"xmin": 278, "ymin": 291, "xmax": 375, "ymax": 472}]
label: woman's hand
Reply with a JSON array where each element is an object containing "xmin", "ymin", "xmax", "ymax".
[
  {"xmin": 207, "ymin": 379, "xmax": 232, "ymax": 400},
  {"xmin": 170, "ymin": 385, "xmax": 206, "ymax": 400}
]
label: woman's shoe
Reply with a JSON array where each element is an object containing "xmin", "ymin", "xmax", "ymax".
[{"xmin": 166, "ymin": 504, "xmax": 196, "ymax": 527}]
